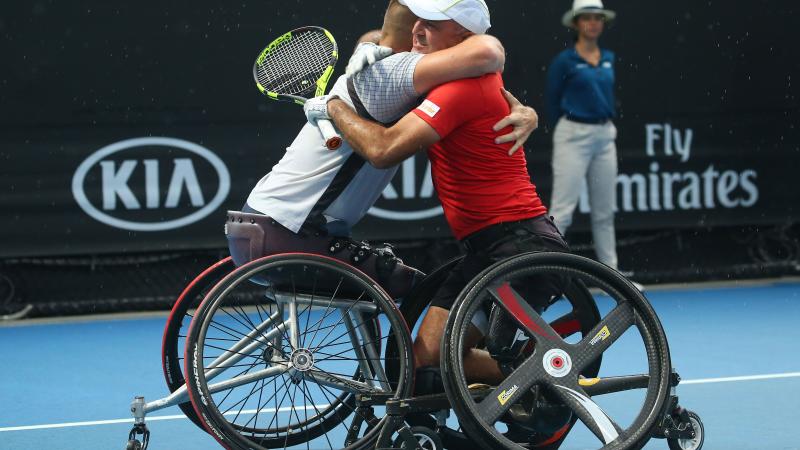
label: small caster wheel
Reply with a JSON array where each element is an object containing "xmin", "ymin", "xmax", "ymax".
[
  {"xmin": 668, "ymin": 410, "xmax": 704, "ymax": 450},
  {"xmin": 126, "ymin": 439, "xmax": 142, "ymax": 450},
  {"xmin": 393, "ymin": 426, "xmax": 444, "ymax": 450}
]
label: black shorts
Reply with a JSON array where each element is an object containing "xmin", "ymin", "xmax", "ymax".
[{"xmin": 429, "ymin": 215, "xmax": 569, "ymax": 311}]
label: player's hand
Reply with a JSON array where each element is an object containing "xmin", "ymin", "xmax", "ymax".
[
  {"xmin": 303, "ymin": 95, "xmax": 338, "ymax": 125},
  {"xmin": 493, "ymin": 88, "xmax": 539, "ymax": 156},
  {"xmin": 346, "ymin": 42, "xmax": 393, "ymax": 76}
]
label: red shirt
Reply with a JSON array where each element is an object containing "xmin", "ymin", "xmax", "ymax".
[{"xmin": 412, "ymin": 73, "xmax": 547, "ymax": 240}]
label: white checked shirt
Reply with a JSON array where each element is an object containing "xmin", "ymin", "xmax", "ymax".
[{"xmin": 246, "ymin": 52, "xmax": 424, "ymax": 233}]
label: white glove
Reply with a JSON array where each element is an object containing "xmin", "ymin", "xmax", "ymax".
[
  {"xmin": 346, "ymin": 42, "xmax": 393, "ymax": 76},
  {"xmin": 303, "ymin": 95, "xmax": 338, "ymax": 125}
]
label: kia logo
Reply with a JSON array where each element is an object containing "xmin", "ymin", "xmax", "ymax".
[
  {"xmin": 368, "ymin": 154, "xmax": 443, "ymax": 220},
  {"xmin": 72, "ymin": 137, "xmax": 231, "ymax": 231}
]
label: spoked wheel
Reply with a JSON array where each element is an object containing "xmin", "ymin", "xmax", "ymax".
[
  {"xmin": 161, "ymin": 257, "xmax": 236, "ymax": 430},
  {"xmin": 442, "ymin": 252, "xmax": 672, "ymax": 450},
  {"xmin": 184, "ymin": 253, "xmax": 414, "ymax": 450},
  {"xmin": 385, "ymin": 255, "xmax": 603, "ymax": 448}
]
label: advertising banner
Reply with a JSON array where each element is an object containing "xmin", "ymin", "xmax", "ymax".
[{"xmin": 1, "ymin": 1, "xmax": 797, "ymax": 258}]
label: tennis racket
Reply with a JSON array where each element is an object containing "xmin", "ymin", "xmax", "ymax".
[{"xmin": 253, "ymin": 26, "xmax": 342, "ymax": 150}]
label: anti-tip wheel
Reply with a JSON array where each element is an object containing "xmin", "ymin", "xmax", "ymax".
[
  {"xmin": 392, "ymin": 426, "xmax": 444, "ymax": 450},
  {"xmin": 667, "ymin": 411, "xmax": 704, "ymax": 450}
]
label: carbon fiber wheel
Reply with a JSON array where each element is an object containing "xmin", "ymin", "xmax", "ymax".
[
  {"xmin": 442, "ymin": 252, "xmax": 671, "ymax": 450},
  {"xmin": 386, "ymin": 256, "xmax": 603, "ymax": 449},
  {"xmin": 184, "ymin": 253, "xmax": 414, "ymax": 450}
]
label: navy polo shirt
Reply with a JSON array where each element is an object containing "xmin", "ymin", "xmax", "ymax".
[{"xmin": 545, "ymin": 48, "xmax": 616, "ymax": 127}]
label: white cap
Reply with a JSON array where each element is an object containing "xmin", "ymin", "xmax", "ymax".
[
  {"xmin": 401, "ymin": 0, "xmax": 491, "ymax": 35},
  {"xmin": 562, "ymin": 0, "xmax": 616, "ymax": 28}
]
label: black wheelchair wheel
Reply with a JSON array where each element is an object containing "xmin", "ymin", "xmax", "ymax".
[
  {"xmin": 161, "ymin": 257, "xmax": 235, "ymax": 431},
  {"xmin": 387, "ymin": 257, "xmax": 602, "ymax": 379},
  {"xmin": 184, "ymin": 253, "xmax": 414, "ymax": 450},
  {"xmin": 385, "ymin": 255, "xmax": 603, "ymax": 448},
  {"xmin": 442, "ymin": 252, "xmax": 671, "ymax": 450}
]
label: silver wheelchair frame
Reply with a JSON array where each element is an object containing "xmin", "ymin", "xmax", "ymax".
[{"xmin": 129, "ymin": 285, "xmax": 397, "ymax": 448}]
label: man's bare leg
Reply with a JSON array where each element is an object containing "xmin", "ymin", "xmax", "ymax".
[{"xmin": 413, "ymin": 306, "xmax": 505, "ymax": 385}]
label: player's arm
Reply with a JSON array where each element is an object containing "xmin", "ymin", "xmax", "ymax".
[
  {"xmin": 327, "ymin": 99, "xmax": 440, "ymax": 169},
  {"xmin": 413, "ymin": 34, "xmax": 505, "ymax": 94},
  {"xmin": 309, "ymin": 86, "xmax": 538, "ymax": 165}
]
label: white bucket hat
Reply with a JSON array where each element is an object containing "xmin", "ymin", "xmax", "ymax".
[
  {"xmin": 561, "ymin": 0, "xmax": 616, "ymax": 28},
  {"xmin": 399, "ymin": 0, "xmax": 491, "ymax": 34}
]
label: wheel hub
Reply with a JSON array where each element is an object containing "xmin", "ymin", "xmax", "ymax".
[
  {"xmin": 290, "ymin": 348, "xmax": 314, "ymax": 372},
  {"xmin": 543, "ymin": 348, "xmax": 572, "ymax": 378}
]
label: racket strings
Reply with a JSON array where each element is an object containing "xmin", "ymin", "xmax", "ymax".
[{"xmin": 255, "ymin": 30, "xmax": 335, "ymax": 98}]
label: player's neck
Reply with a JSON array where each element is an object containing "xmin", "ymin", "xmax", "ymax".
[
  {"xmin": 380, "ymin": 35, "xmax": 412, "ymax": 53},
  {"xmin": 380, "ymin": 17, "xmax": 413, "ymax": 53}
]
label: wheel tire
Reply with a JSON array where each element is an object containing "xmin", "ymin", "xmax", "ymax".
[
  {"xmin": 184, "ymin": 253, "xmax": 415, "ymax": 450},
  {"xmin": 442, "ymin": 252, "xmax": 672, "ymax": 450},
  {"xmin": 667, "ymin": 411, "xmax": 705, "ymax": 450},
  {"xmin": 161, "ymin": 257, "xmax": 235, "ymax": 431}
]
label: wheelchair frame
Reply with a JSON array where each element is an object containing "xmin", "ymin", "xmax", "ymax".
[{"xmin": 126, "ymin": 251, "xmax": 704, "ymax": 450}]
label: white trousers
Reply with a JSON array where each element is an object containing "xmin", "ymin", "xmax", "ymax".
[{"xmin": 550, "ymin": 118, "xmax": 619, "ymax": 268}]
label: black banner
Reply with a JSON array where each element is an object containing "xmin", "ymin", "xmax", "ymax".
[{"xmin": 1, "ymin": 1, "xmax": 798, "ymax": 258}]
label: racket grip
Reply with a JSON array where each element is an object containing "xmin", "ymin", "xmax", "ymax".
[{"xmin": 317, "ymin": 119, "xmax": 342, "ymax": 150}]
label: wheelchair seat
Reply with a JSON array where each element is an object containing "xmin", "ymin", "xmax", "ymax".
[{"xmin": 225, "ymin": 210, "xmax": 422, "ymax": 299}]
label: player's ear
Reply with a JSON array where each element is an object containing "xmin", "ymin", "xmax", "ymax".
[
  {"xmin": 457, "ymin": 27, "xmax": 474, "ymax": 42},
  {"xmin": 356, "ymin": 29, "xmax": 382, "ymax": 47}
]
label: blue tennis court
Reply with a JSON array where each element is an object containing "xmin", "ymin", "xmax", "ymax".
[{"xmin": 1, "ymin": 280, "xmax": 798, "ymax": 450}]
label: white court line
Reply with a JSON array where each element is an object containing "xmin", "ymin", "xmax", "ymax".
[
  {"xmin": 680, "ymin": 372, "xmax": 800, "ymax": 385},
  {"xmin": 3, "ymin": 371, "xmax": 800, "ymax": 433},
  {"xmin": 0, "ymin": 404, "xmax": 330, "ymax": 432}
]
